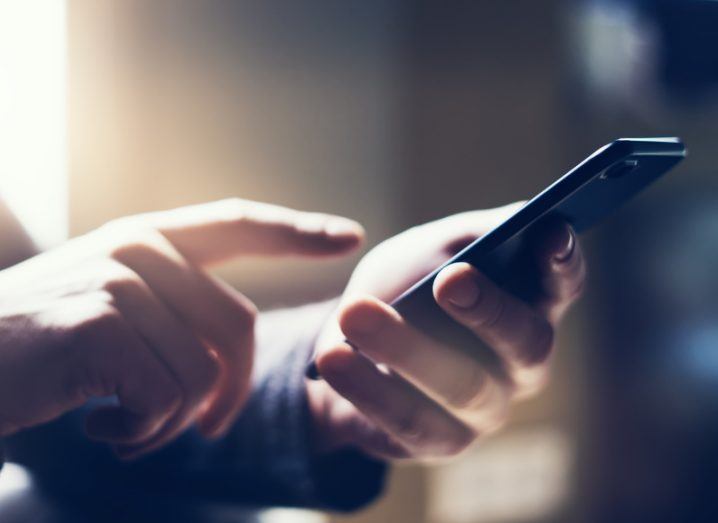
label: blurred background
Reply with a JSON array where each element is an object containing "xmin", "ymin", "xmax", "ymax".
[{"xmin": 1, "ymin": 0, "xmax": 717, "ymax": 522}]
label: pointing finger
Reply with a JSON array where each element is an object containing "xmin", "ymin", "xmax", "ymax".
[{"xmin": 115, "ymin": 198, "xmax": 364, "ymax": 266}]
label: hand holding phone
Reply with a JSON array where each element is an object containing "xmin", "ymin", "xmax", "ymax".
[
  {"xmin": 305, "ymin": 138, "xmax": 685, "ymax": 463},
  {"xmin": 308, "ymin": 137, "xmax": 686, "ymax": 377}
]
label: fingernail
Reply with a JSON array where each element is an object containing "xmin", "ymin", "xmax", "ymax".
[
  {"xmin": 324, "ymin": 217, "xmax": 363, "ymax": 238},
  {"xmin": 446, "ymin": 276, "xmax": 480, "ymax": 309},
  {"xmin": 553, "ymin": 227, "xmax": 575, "ymax": 263}
]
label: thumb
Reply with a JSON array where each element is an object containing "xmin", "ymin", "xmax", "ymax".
[{"xmin": 124, "ymin": 198, "xmax": 365, "ymax": 266}]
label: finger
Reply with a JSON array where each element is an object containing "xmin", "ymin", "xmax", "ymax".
[
  {"xmin": 433, "ymin": 263, "xmax": 554, "ymax": 393},
  {"xmin": 530, "ymin": 220, "xmax": 586, "ymax": 322},
  {"xmin": 307, "ymin": 381, "xmax": 414, "ymax": 460},
  {"xmin": 110, "ymin": 231, "xmax": 255, "ymax": 438},
  {"xmin": 337, "ymin": 296, "xmax": 509, "ymax": 426},
  {"xmin": 343, "ymin": 417, "xmax": 416, "ymax": 462},
  {"xmin": 79, "ymin": 307, "xmax": 182, "ymax": 445},
  {"xmin": 100, "ymin": 263, "xmax": 223, "ymax": 458},
  {"xmin": 317, "ymin": 344, "xmax": 478, "ymax": 458},
  {"xmin": 112, "ymin": 198, "xmax": 364, "ymax": 266}
]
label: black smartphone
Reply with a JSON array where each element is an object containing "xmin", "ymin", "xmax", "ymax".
[{"xmin": 307, "ymin": 137, "xmax": 686, "ymax": 378}]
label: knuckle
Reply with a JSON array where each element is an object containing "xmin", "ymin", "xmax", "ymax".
[
  {"xmin": 100, "ymin": 265, "xmax": 145, "ymax": 299},
  {"xmin": 445, "ymin": 368, "xmax": 491, "ymax": 411},
  {"xmin": 108, "ymin": 238, "xmax": 155, "ymax": 265},
  {"xmin": 472, "ymin": 294, "xmax": 505, "ymax": 331},
  {"xmin": 105, "ymin": 225, "xmax": 166, "ymax": 265},
  {"xmin": 224, "ymin": 197, "xmax": 246, "ymax": 213},
  {"xmin": 394, "ymin": 409, "xmax": 429, "ymax": 447},
  {"xmin": 392, "ymin": 408, "xmax": 479, "ymax": 458},
  {"xmin": 215, "ymin": 197, "xmax": 249, "ymax": 223}
]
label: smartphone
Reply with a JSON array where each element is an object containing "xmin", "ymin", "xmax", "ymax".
[{"xmin": 307, "ymin": 137, "xmax": 686, "ymax": 378}]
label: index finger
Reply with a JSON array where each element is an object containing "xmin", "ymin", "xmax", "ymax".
[{"xmin": 118, "ymin": 198, "xmax": 365, "ymax": 266}]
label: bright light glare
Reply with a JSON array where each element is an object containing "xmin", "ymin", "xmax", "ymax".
[
  {"xmin": 0, "ymin": 1, "xmax": 67, "ymax": 248},
  {"xmin": 0, "ymin": 464, "xmax": 32, "ymax": 498}
]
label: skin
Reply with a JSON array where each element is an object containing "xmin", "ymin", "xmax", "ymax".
[
  {"xmin": 0, "ymin": 198, "xmax": 364, "ymax": 459},
  {"xmin": 308, "ymin": 203, "xmax": 587, "ymax": 461},
  {"xmin": 0, "ymin": 197, "xmax": 585, "ymax": 466}
]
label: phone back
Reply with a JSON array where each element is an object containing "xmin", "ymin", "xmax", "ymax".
[{"xmin": 391, "ymin": 138, "xmax": 686, "ymax": 361}]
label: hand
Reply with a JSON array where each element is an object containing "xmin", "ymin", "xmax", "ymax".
[
  {"xmin": 0, "ymin": 199, "xmax": 362, "ymax": 458},
  {"xmin": 308, "ymin": 204, "xmax": 586, "ymax": 460}
]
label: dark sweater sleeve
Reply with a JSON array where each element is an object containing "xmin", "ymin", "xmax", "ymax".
[{"xmin": 3, "ymin": 301, "xmax": 387, "ymax": 512}]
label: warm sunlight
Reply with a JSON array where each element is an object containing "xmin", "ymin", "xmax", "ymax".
[{"xmin": 0, "ymin": 0, "xmax": 67, "ymax": 248}]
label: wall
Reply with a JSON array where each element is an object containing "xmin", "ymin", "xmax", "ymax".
[{"xmin": 68, "ymin": 2, "xmax": 590, "ymax": 522}]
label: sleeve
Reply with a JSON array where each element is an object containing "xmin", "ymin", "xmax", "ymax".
[{"xmin": 3, "ymin": 300, "xmax": 387, "ymax": 512}]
